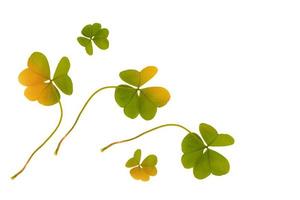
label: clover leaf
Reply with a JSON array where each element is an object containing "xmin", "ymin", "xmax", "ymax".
[
  {"xmin": 181, "ymin": 123, "xmax": 234, "ymax": 179},
  {"xmin": 114, "ymin": 66, "xmax": 170, "ymax": 120},
  {"xmin": 77, "ymin": 23, "xmax": 109, "ymax": 55},
  {"xmin": 18, "ymin": 52, "xmax": 73, "ymax": 106},
  {"xmin": 126, "ymin": 149, "xmax": 158, "ymax": 182}
]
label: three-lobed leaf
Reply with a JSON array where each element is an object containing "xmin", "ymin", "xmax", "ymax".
[
  {"xmin": 126, "ymin": 149, "xmax": 158, "ymax": 182},
  {"xmin": 181, "ymin": 123, "xmax": 234, "ymax": 180},
  {"xmin": 77, "ymin": 23, "xmax": 109, "ymax": 55},
  {"xmin": 115, "ymin": 66, "xmax": 170, "ymax": 120},
  {"xmin": 19, "ymin": 52, "xmax": 73, "ymax": 106}
]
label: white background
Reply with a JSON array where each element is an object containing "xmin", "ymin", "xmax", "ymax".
[{"xmin": 0, "ymin": 0, "xmax": 300, "ymax": 199}]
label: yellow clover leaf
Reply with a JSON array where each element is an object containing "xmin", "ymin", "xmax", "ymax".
[
  {"xmin": 18, "ymin": 52, "xmax": 73, "ymax": 106},
  {"xmin": 126, "ymin": 149, "xmax": 158, "ymax": 182}
]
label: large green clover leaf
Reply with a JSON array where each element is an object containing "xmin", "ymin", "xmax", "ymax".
[
  {"xmin": 181, "ymin": 123, "xmax": 234, "ymax": 179},
  {"xmin": 115, "ymin": 66, "xmax": 170, "ymax": 120},
  {"xmin": 77, "ymin": 23, "xmax": 109, "ymax": 55}
]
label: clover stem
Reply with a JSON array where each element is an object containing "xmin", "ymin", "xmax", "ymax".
[
  {"xmin": 54, "ymin": 86, "xmax": 117, "ymax": 155},
  {"xmin": 101, "ymin": 123, "xmax": 192, "ymax": 152},
  {"xmin": 11, "ymin": 101, "xmax": 63, "ymax": 180}
]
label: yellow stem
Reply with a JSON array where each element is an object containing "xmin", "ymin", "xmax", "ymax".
[
  {"xmin": 54, "ymin": 86, "xmax": 116, "ymax": 155},
  {"xmin": 11, "ymin": 101, "xmax": 63, "ymax": 179},
  {"xmin": 101, "ymin": 123, "xmax": 192, "ymax": 152}
]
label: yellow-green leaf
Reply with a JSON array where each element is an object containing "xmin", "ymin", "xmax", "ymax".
[
  {"xmin": 53, "ymin": 57, "xmax": 73, "ymax": 95},
  {"xmin": 139, "ymin": 66, "xmax": 157, "ymax": 86},
  {"xmin": 141, "ymin": 154, "xmax": 157, "ymax": 167},
  {"xmin": 85, "ymin": 40, "xmax": 93, "ymax": 55},
  {"xmin": 199, "ymin": 123, "xmax": 218, "ymax": 146},
  {"xmin": 81, "ymin": 24, "xmax": 93, "ymax": 38},
  {"xmin": 207, "ymin": 149, "xmax": 230, "ymax": 176},
  {"xmin": 141, "ymin": 87, "xmax": 170, "ymax": 107},
  {"xmin": 119, "ymin": 70, "xmax": 140, "ymax": 87},
  {"xmin": 114, "ymin": 85, "xmax": 137, "ymax": 107},
  {"xmin": 210, "ymin": 134, "xmax": 235, "ymax": 146},
  {"xmin": 193, "ymin": 150, "xmax": 211, "ymax": 179},
  {"xmin": 27, "ymin": 52, "xmax": 50, "ymax": 80},
  {"xmin": 139, "ymin": 92, "xmax": 157, "ymax": 120},
  {"xmin": 77, "ymin": 37, "xmax": 90, "ymax": 47},
  {"xmin": 126, "ymin": 149, "xmax": 141, "ymax": 167},
  {"xmin": 124, "ymin": 92, "xmax": 139, "ymax": 119}
]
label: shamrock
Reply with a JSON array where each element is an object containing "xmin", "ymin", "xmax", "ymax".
[
  {"xmin": 12, "ymin": 51, "xmax": 73, "ymax": 179},
  {"xmin": 181, "ymin": 123, "xmax": 234, "ymax": 179},
  {"xmin": 126, "ymin": 149, "xmax": 158, "ymax": 182},
  {"xmin": 77, "ymin": 23, "xmax": 109, "ymax": 55},
  {"xmin": 18, "ymin": 52, "xmax": 73, "ymax": 106},
  {"xmin": 115, "ymin": 66, "xmax": 170, "ymax": 120}
]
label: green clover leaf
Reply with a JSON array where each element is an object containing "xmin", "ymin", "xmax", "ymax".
[
  {"xmin": 125, "ymin": 149, "xmax": 158, "ymax": 182},
  {"xmin": 115, "ymin": 66, "xmax": 170, "ymax": 120},
  {"xmin": 77, "ymin": 23, "xmax": 109, "ymax": 55},
  {"xmin": 181, "ymin": 123, "xmax": 234, "ymax": 179},
  {"xmin": 53, "ymin": 57, "xmax": 73, "ymax": 95},
  {"xmin": 199, "ymin": 123, "xmax": 234, "ymax": 146}
]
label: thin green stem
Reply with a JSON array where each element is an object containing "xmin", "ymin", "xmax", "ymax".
[
  {"xmin": 101, "ymin": 123, "xmax": 192, "ymax": 152},
  {"xmin": 11, "ymin": 101, "xmax": 63, "ymax": 180},
  {"xmin": 54, "ymin": 86, "xmax": 117, "ymax": 155}
]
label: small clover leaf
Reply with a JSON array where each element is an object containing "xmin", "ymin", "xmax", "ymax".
[
  {"xmin": 115, "ymin": 66, "xmax": 170, "ymax": 120},
  {"xmin": 18, "ymin": 52, "xmax": 73, "ymax": 106},
  {"xmin": 181, "ymin": 123, "xmax": 234, "ymax": 179},
  {"xmin": 126, "ymin": 149, "xmax": 158, "ymax": 182},
  {"xmin": 77, "ymin": 23, "xmax": 109, "ymax": 55}
]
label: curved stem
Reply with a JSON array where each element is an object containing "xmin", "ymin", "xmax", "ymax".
[
  {"xmin": 55, "ymin": 86, "xmax": 117, "ymax": 155},
  {"xmin": 101, "ymin": 123, "xmax": 192, "ymax": 152},
  {"xmin": 11, "ymin": 101, "xmax": 63, "ymax": 179}
]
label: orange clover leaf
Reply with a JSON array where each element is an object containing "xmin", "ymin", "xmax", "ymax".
[
  {"xmin": 18, "ymin": 52, "xmax": 73, "ymax": 106},
  {"xmin": 126, "ymin": 149, "xmax": 158, "ymax": 182}
]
